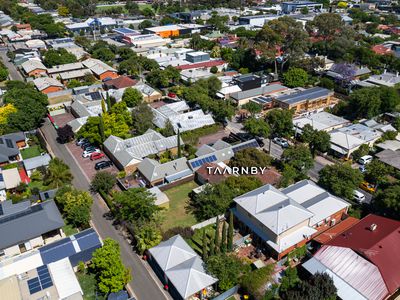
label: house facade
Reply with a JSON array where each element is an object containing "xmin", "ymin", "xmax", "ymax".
[
  {"xmin": 233, "ymin": 180, "xmax": 350, "ymax": 259},
  {"xmin": 274, "ymin": 87, "xmax": 335, "ymax": 115},
  {"xmin": 0, "ymin": 200, "xmax": 64, "ymax": 260}
]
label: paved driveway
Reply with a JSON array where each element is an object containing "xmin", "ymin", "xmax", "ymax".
[{"xmin": 66, "ymin": 142, "xmax": 119, "ymax": 181}]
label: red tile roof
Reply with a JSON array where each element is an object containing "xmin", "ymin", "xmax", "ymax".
[
  {"xmin": 176, "ymin": 60, "xmax": 226, "ymax": 71},
  {"xmin": 313, "ymin": 216, "xmax": 360, "ymax": 244},
  {"xmin": 327, "ymin": 214, "xmax": 400, "ymax": 294},
  {"xmin": 253, "ymin": 167, "xmax": 281, "ymax": 186},
  {"xmin": 196, "ymin": 162, "xmax": 229, "ymax": 184},
  {"xmin": 372, "ymin": 44, "xmax": 393, "ymax": 55},
  {"xmin": 104, "ymin": 76, "xmax": 138, "ymax": 89}
]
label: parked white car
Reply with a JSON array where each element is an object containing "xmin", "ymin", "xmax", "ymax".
[
  {"xmin": 82, "ymin": 148, "xmax": 100, "ymax": 158},
  {"xmin": 358, "ymin": 155, "xmax": 373, "ymax": 165},
  {"xmin": 353, "ymin": 190, "xmax": 366, "ymax": 203}
]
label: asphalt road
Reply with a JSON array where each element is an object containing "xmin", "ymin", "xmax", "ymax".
[
  {"xmin": 262, "ymin": 138, "xmax": 284, "ymax": 159},
  {"xmin": 0, "ymin": 50, "xmax": 24, "ymax": 81},
  {"xmin": 40, "ymin": 119, "xmax": 170, "ymax": 300},
  {"xmin": 307, "ymin": 160, "xmax": 325, "ymax": 181}
]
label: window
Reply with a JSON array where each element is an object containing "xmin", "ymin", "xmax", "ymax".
[{"xmin": 18, "ymin": 241, "xmax": 32, "ymax": 253}]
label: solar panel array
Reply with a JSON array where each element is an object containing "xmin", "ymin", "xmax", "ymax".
[
  {"xmin": 27, "ymin": 265, "xmax": 53, "ymax": 295},
  {"xmin": 0, "ymin": 173, "xmax": 3, "ymax": 181},
  {"xmin": 232, "ymin": 140, "xmax": 259, "ymax": 153},
  {"xmin": 190, "ymin": 154, "xmax": 217, "ymax": 168},
  {"xmin": 40, "ymin": 228, "xmax": 101, "ymax": 266}
]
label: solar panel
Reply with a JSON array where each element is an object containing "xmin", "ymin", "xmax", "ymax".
[
  {"xmin": 76, "ymin": 229, "xmax": 101, "ymax": 250},
  {"xmin": 37, "ymin": 265, "xmax": 53, "ymax": 289},
  {"xmin": 28, "ymin": 277, "xmax": 41, "ymax": 294},
  {"xmin": 232, "ymin": 141, "xmax": 259, "ymax": 153},
  {"xmin": 190, "ymin": 154, "xmax": 217, "ymax": 168},
  {"xmin": 0, "ymin": 204, "xmax": 3, "ymax": 215},
  {"xmin": 0, "ymin": 174, "xmax": 3, "ymax": 181}
]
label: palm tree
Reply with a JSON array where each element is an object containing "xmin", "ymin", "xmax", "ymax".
[{"xmin": 45, "ymin": 158, "xmax": 73, "ymax": 188}]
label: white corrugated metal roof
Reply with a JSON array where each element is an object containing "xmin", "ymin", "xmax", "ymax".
[
  {"xmin": 303, "ymin": 246, "xmax": 389, "ymax": 300},
  {"xmin": 48, "ymin": 258, "xmax": 83, "ymax": 299},
  {"xmin": 149, "ymin": 235, "xmax": 217, "ymax": 299}
]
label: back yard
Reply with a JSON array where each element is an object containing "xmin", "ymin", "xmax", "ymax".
[{"xmin": 161, "ymin": 181, "xmax": 198, "ymax": 231}]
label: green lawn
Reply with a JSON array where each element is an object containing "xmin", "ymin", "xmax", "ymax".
[
  {"xmin": 161, "ymin": 181, "xmax": 199, "ymax": 231},
  {"xmin": 20, "ymin": 145, "xmax": 42, "ymax": 159},
  {"xmin": 77, "ymin": 272, "xmax": 106, "ymax": 300}
]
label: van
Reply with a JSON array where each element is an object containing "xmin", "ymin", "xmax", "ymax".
[
  {"xmin": 353, "ymin": 190, "xmax": 366, "ymax": 203},
  {"xmin": 358, "ymin": 155, "xmax": 373, "ymax": 165}
]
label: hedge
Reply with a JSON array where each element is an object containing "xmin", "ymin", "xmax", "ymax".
[{"xmin": 181, "ymin": 124, "xmax": 222, "ymax": 145}]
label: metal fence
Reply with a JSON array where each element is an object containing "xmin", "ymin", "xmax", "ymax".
[
  {"xmin": 212, "ymin": 285, "xmax": 239, "ymax": 300},
  {"xmin": 191, "ymin": 214, "xmax": 226, "ymax": 230}
]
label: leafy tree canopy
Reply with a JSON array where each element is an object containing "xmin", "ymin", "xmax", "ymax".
[
  {"xmin": 90, "ymin": 171, "xmax": 116, "ymax": 194},
  {"xmin": 113, "ymin": 188, "xmax": 162, "ymax": 225},
  {"xmin": 188, "ymin": 176, "xmax": 262, "ymax": 220},
  {"xmin": 266, "ymin": 109, "xmax": 294, "ymax": 138},
  {"xmin": 230, "ymin": 148, "xmax": 272, "ymax": 168},
  {"xmin": 122, "ymin": 87, "xmax": 143, "ymax": 108},
  {"xmin": 283, "ymin": 67, "xmax": 309, "ymax": 88},
  {"xmin": 318, "ymin": 163, "xmax": 363, "ymax": 199},
  {"xmin": 43, "ymin": 48, "xmax": 77, "ymax": 67},
  {"xmin": 206, "ymin": 254, "xmax": 251, "ymax": 291},
  {"xmin": 91, "ymin": 239, "xmax": 131, "ymax": 294}
]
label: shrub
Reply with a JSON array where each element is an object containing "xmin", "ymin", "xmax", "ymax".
[{"xmin": 162, "ymin": 226, "xmax": 194, "ymax": 241}]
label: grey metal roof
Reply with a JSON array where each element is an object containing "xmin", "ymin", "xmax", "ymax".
[
  {"xmin": 104, "ymin": 130, "xmax": 183, "ymax": 167},
  {"xmin": 23, "ymin": 154, "xmax": 51, "ymax": 171},
  {"xmin": 195, "ymin": 144, "xmax": 215, "ymax": 157},
  {"xmin": 138, "ymin": 157, "xmax": 191, "ymax": 182},
  {"xmin": 276, "ymin": 87, "xmax": 333, "ymax": 105},
  {"xmin": 149, "ymin": 235, "xmax": 217, "ymax": 299},
  {"xmin": 376, "ymin": 149, "xmax": 400, "ymax": 170},
  {"xmin": 0, "ymin": 200, "xmax": 64, "ymax": 250},
  {"xmin": 212, "ymin": 139, "xmax": 231, "ymax": 150}
]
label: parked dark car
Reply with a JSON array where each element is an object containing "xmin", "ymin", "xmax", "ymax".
[
  {"xmin": 76, "ymin": 138, "xmax": 88, "ymax": 146},
  {"xmin": 95, "ymin": 161, "xmax": 113, "ymax": 170},
  {"xmin": 81, "ymin": 143, "xmax": 95, "ymax": 150}
]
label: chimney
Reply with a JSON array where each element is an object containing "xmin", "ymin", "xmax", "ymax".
[
  {"xmin": 369, "ymin": 223, "xmax": 377, "ymax": 231},
  {"xmin": 384, "ymin": 69, "xmax": 387, "ymax": 74},
  {"xmin": 397, "ymin": 72, "xmax": 399, "ymax": 77}
]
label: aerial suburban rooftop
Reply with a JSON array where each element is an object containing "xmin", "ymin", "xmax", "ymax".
[{"xmin": 0, "ymin": 1, "xmax": 400, "ymax": 300}]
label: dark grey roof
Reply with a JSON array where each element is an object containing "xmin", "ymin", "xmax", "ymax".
[
  {"xmin": 0, "ymin": 132, "xmax": 25, "ymax": 163},
  {"xmin": 0, "ymin": 200, "xmax": 64, "ymax": 250},
  {"xmin": 275, "ymin": 87, "xmax": 333, "ymax": 105}
]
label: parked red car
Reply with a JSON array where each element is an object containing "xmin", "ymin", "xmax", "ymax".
[
  {"xmin": 168, "ymin": 92, "xmax": 176, "ymax": 98},
  {"xmin": 90, "ymin": 152, "xmax": 105, "ymax": 161}
]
